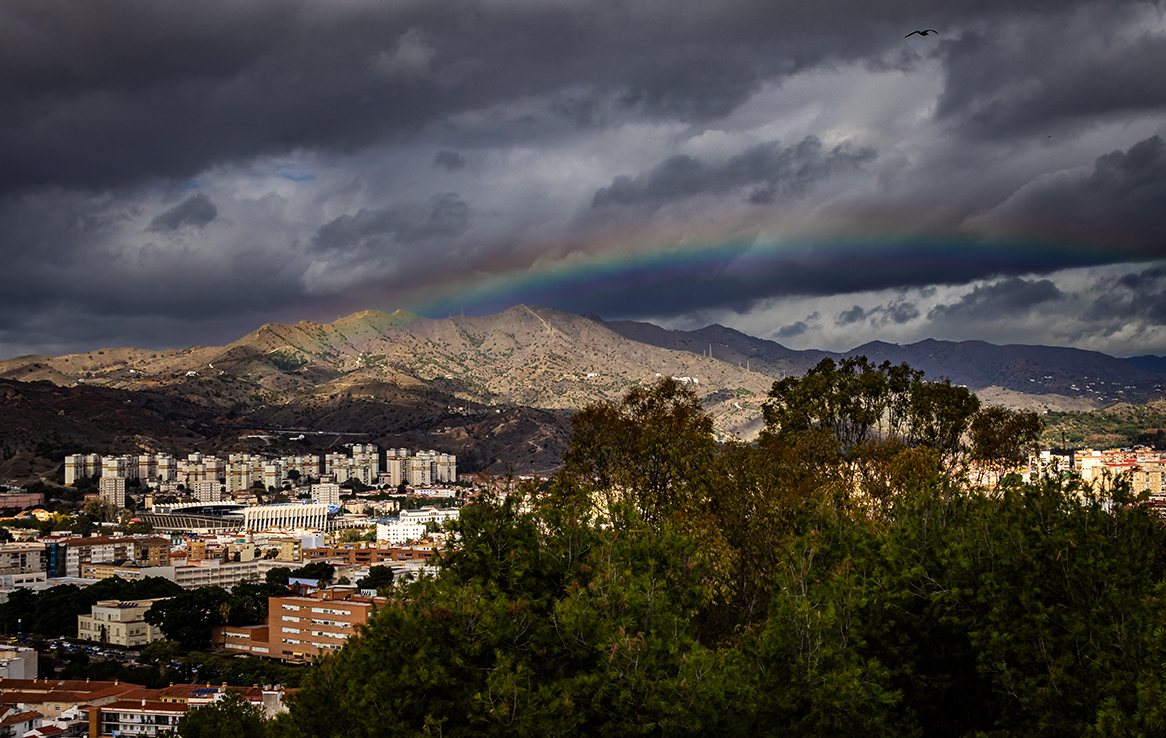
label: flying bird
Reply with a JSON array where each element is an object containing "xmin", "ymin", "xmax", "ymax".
[{"xmin": 905, "ymin": 29, "xmax": 938, "ymax": 37}]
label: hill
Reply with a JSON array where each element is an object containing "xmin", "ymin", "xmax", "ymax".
[
  {"xmin": 2, "ymin": 305, "xmax": 1166, "ymax": 484},
  {"xmin": 593, "ymin": 317, "xmax": 1166, "ymax": 406}
]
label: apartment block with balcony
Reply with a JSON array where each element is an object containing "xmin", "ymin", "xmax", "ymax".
[
  {"xmin": 212, "ymin": 587, "xmax": 384, "ymax": 663},
  {"xmin": 77, "ymin": 598, "xmax": 169, "ymax": 647}
]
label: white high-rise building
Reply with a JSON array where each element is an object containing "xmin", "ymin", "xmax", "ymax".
[
  {"xmin": 312, "ymin": 483, "xmax": 341, "ymax": 506},
  {"xmin": 99, "ymin": 477, "xmax": 126, "ymax": 509}
]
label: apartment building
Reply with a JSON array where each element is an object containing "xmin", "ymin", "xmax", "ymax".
[
  {"xmin": 0, "ymin": 647, "xmax": 37, "ymax": 679},
  {"xmin": 89, "ymin": 699, "xmax": 186, "ymax": 737},
  {"xmin": 77, "ymin": 599, "xmax": 168, "ymax": 647},
  {"xmin": 98, "ymin": 477, "xmax": 125, "ymax": 509},
  {"xmin": 213, "ymin": 587, "xmax": 384, "ymax": 663},
  {"xmin": 376, "ymin": 508, "xmax": 460, "ymax": 546},
  {"xmin": 309, "ymin": 482, "xmax": 339, "ymax": 506},
  {"xmin": 302, "ymin": 545, "xmax": 436, "ymax": 566},
  {"xmin": 0, "ymin": 542, "xmax": 46, "ymax": 578},
  {"xmin": 63, "ymin": 537, "xmax": 128, "ymax": 578},
  {"xmin": 62, "ymin": 536, "xmax": 170, "ymax": 578}
]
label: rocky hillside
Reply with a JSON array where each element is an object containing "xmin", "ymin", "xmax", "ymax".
[
  {"xmin": 594, "ymin": 318, "xmax": 1166, "ymax": 408},
  {"xmin": 3, "ymin": 305, "xmax": 1166, "ymax": 485}
]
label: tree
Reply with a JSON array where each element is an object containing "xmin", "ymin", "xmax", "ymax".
[
  {"xmin": 905, "ymin": 377, "xmax": 981, "ymax": 453},
  {"xmin": 145, "ymin": 587, "xmax": 231, "ymax": 651},
  {"xmin": 561, "ymin": 377, "xmax": 716, "ymax": 530},
  {"xmin": 764, "ymin": 357, "xmax": 919, "ymax": 452},
  {"xmin": 82, "ymin": 498, "xmax": 118, "ymax": 522},
  {"xmin": 288, "ymin": 562, "xmax": 334, "ymax": 587},
  {"xmin": 355, "ymin": 565, "xmax": 394, "ymax": 593},
  {"xmin": 969, "ymin": 406, "xmax": 1044, "ymax": 476},
  {"xmin": 176, "ymin": 691, "xmax": 266, "ymax": 738},
  {"xmin": 266, "ymin": 567, "xmax": 292, "ymax": 586},
  {"xmin": 274, "ymin": 490, "xmax": 719, "ymax": 737}
]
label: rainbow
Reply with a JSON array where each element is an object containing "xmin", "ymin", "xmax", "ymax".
[{"xmin": 409, "ymin": 217, "xmax": 1152, "ymax": 319}]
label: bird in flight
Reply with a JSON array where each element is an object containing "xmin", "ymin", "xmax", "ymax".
[{"xmin": 905, "ymin": 29, "xmax": 938, "ymax": 37}]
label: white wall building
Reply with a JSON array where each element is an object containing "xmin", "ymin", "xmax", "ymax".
[{"xmin": 244, "ymin": 502, "xmax": 330, "ymax": 532}]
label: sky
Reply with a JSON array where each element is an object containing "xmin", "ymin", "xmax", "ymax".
[{"xmin": 2, "ymin": 0, "xmax": 1166, "ymax": 360}]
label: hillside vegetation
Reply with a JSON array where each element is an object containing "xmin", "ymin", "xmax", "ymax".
[
  {"xmin": 233, "ymin": 370, "xmax": 1166, "ymax": 737},
  {"xmin": 1043, "ymin": 397, "xmax": 1166, "ymax": 449}
]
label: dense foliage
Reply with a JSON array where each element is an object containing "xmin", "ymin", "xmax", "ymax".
[
  {"xmin": 145, "ymin": 581, "xmax": 290, "ymax": 651},
  {"xmin": 178, "ymin": 691, "xmax": 268, "ymax": 738},
  {"xmin": 259, "ymin": 370, "xmax": 1166, "ymax": 736},
  {"xmin": 0, "ymin": 575, "xmax": 182, "ymax": 638}
]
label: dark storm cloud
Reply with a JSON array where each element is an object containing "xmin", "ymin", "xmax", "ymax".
[
  {"xmin": 1084, "ymin": 267, "xmax": 1166, "ymax": 325},
  {"xmin": 928, "ymin": 277, "xmax": 1064, "ymax": 321},
  {"xmin": 837, "ymin": 301, "xmax": 918, "ymax": 328},
  {"xmin": 433, "ymin": 151, "xmax": 467, "ymax": 171},
  {"xmin": 0, "ymin": 187, "xmax": 312, "ymax": 357},
  {"xmin": 936, "ymin": 8, "xmax": 1166, "ymax": 137},
  {"xmin": 776, "ymin": 321, "xmax": 810, "ymax": 339},
  {"xmin": 592, "ymin": 137, "xmax": 876, "ymax": 209},
  {"xmin": 0, "ymin": 0, "xmax": 1089, "ymax": 196},
  {"xmin": 972, "ymin": 135, "xmax": 1166, "ymax": 248},
  {"xmin": 883, "ymin": 302, "xmax": 920, "ymax": 325},
  {"xmin": 3, "ymin": 0, "xmax": 1165, "ymax": 358},
  {"xmin": 148, "ymin": 193, "xmax": 217, "ymax": 232},
  {"xmin": 837, "ymin": 305, "xmax": 867, "ymax": 326},
  {"xmin": 312, "ymin": 193, "xmax": 470, "ymax": 253}
]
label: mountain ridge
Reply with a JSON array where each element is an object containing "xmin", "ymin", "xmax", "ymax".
[{"xmin": 2, "ymin": 305, "xmax": 1165, "ymax": 483}]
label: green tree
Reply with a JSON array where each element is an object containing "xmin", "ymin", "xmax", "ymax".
[
  {"xmin": 905, "ymin": 377, "xmax": 981, "ymax": 453},
  {"xmin": 764, "ymin": 357, "xmax": 919, "ymax": 452},
  {"xmin": 274, "ymin": 490, "xmax": 719, "ymax": 738},
  {"xmin": 561, "ymin": 377, "xmax": 716, "ymax": 530},
  {"xmin": 145, "ymin": 587, "xmax": 231, "ymax": 651},
  {"xmin": 266, "ymin": 567, "xmax": 292, "ymax": 586},
  {"xmin": 176, "ymin": 691, "xmax": 266, "ymax": 738},
  {"xmin": 354, "ymin": 565, "xmax": 394, "ymax": 594},
  {"xmin": 969, "ymin": 405, "xmax": 1044, "ymax": 478}
]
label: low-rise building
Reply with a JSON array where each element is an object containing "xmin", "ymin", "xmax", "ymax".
[
  {"xmin": 0, "ymin": 679, "xmax": 141, "ymax": 721},
  {"xmin": 77, "ymin": 598, "xmax": 169, "ymax": 647},
  {"xmin": 212, "ymin": 586, "xmax": 384, "ymax": 663},
  {"xmin": 0, "ymin": 646, "xmax": 37, "ymax": 679},
  {"xmin": 0, "ymin": 706, "xmax": 42, "ymax": 737}
]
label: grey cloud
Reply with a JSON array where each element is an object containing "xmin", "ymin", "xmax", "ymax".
[
  {"xmin": 312, "ymin": 193, "xmax": 470, "ymax": 253},
  {"xmin": 148, "ymin": 193, "xmax": 217, "ymax": 232},
  {"xmin": 776, "ymin": 321, "xmax": 808, "ymax": 338},
  {"xmin": 936, "ymin": 7, "xmax": 1166, "ymax": 137},
  {"xmin": 837, "ymin": 305, "xmax": 866, "ymax": 326},
  {"xmin": 883, "ymin": 302, "xmax": 920, "ymax": 325},
  {"xmin": 970, "ymin": 135, "xmax": 1166, "ymax": 249},
  {"xmin": 592, "ymin": 137, "xmax": 876, "ymax": 209},
  {"xmin": 838, "ymin": 301, "xmax": 917, "ymax": 328},
  {"xmin": 0, "ymin": 0, "xmax": 1012, "ymax": 196},
  {"xmin": 1084, "ymin": 267, "xmax": 1166, "ymax": 325},
  {"xmin": 928, "ymin": 277, "xmax": 1064, "ymax": 321},
  {"xmin": 433, "ymin": 151, "xmax": 467, "ymax": 171}
]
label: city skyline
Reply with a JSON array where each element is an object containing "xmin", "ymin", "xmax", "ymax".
[{"xmin": 1, "ymin": 0, "xmax": 1164, "ymax": 359}]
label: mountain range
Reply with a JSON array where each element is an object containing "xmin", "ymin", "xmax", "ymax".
[{"xmin": 1, "ymin": 305, "xmax": 1163, "ymax": 483}]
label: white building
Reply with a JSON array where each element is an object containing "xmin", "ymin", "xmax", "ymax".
[
  {"xmin": 244, "ymin": 502, "xmax": 330, "ymax": 532},
  {"xmin": 376, "ymin": 508, "xmax": 460, "ymax": 546},
  {"xmin": 312, "ymin": 483, "xmax": 341, "ymax": 506},
  {"xmin": 98, "ymin": 477, "xmax": 126, "ymax": 509},
  {"xmin": 77, "ymin": 598, "xmax": 169, "ymax": 647}
]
